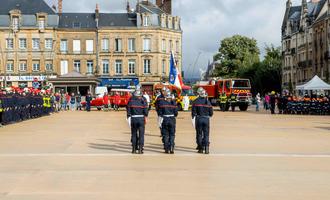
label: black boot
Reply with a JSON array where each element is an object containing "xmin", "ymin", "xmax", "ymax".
[
  {"xmin": 198, "ymin": 146, "xmax": 203, "ymax": 154},
  {"xmin": 165, "ymin": 146, "xmax": 169, "ymax": 154},
  {"xmin": 170, "ymin": 146, "xmax": 174, "ymax": 154},
  {"xmin": 132, "ymin": 146, "xmax": 136, "ymax": 154},
  {"xmin": 138, "ymin": 145, "xmax": 144, "ymax": 154},
  {"xmin": 205, "ymin": 146, "xmax": 210, "ymax": 154}
]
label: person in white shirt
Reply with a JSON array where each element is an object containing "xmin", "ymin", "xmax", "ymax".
[
  {"xmin": 183, "ymin": 94, "xmax": 190, "ymax": 111},
  {"xmin": 143, "ymin": 92, "xmax": 151, "ymax": 109},
  {"xmin": 256, "ymin": 93, "xmax": 261, "ymax": 112}
]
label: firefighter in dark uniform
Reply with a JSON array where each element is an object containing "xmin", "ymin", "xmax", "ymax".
[
  {"xmin": 127, "ymin": 89, "xmax": 149, "ymax": 154},
  {"xmin": 86, "ymin": 92, "xmax": 92, "ymax": 112},
  {"xmin": 155, "ymin": 87, "xmax": 167, "ymax": 141},
  {"xmin": 229, "ymin": 93, "xmax": 237, "ymax": 112},
  {"xmin": 270, "ymin": 91, "xmax": 276, "ymax": 114},
  {"xmin": 158, "ymin": 89, "xmax": 178, "ymax": 154},
  {"xmin": 192, "ymin": 88, "xmax": 214, "ymax": 154}
]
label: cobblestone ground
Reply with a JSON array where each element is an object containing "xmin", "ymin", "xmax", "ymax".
[{"xmin": 0, "ymin": 108, "xmax": 330, "ymax": 200}]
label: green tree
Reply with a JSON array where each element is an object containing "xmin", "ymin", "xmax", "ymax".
[
  {"xmin": 238, "ymin": 44, "xmax": 282, "ymax": 95},
  {"xmin": 213, "ymin": 35, "xmax": 260, "ymax": 77}
]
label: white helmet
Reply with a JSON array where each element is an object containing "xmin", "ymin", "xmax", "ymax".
[
  {"xmin": 197, "ymin": 87, "xmax": 207, "ymax": 97},
  {"xmin": 133, "ymin": 89, "xmax": 142, "ymax": 97}
]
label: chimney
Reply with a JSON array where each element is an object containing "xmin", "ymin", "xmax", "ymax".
[
  {"xmin": 156, "ymin": 0, "xmax": 171, "ymax": 15},
  {"xmin": 95, "ymin": 3, "xmax": 99, "ymax": 17},
  {"xmin": 58, "ymin": 0, "xmax": 62, "ymax": 15},
  {"xmin": 127, "ymin": 1, "xmax": 130, "ymax": 13},
  {"xmin": 286, "ymin": 0, "xmax": 291, "ymax": 9}
]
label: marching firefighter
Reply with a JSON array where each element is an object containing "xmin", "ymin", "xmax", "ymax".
[
  {"xmin": 158, "ymin": 89, "xmax": 178, "ymax": 154},
  {"xmin": 229, "ymin": 93, "xmax": 237, "ymax": 112},
  {"xmin": 220, "ymin": 92, "xmax": 227, "ymax": 112},
  {"xmin": 127, "ymin": 88, "xmax": 149, "ymax": 154},
  {"xmin": 192, "ymin": 88, "xmax": 213, "ymax": 154},
  {"xmin": 155, "ymin": 87, "xmax": 167, "ymax": 142}
]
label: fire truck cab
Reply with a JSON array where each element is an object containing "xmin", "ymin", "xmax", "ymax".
[{"xmin": 197, "ymin": 78, "xmax": 252, "ymax": 111}]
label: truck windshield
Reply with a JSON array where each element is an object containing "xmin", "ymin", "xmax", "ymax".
[
  {"xmin": 182, "ymin": 89, "xmax": 195, "ymax": 96},
  {"xmin": 232, "ymin": 80, "xmax": 250, "ymax": 88}
]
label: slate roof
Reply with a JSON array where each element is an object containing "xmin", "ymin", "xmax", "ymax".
[
  {"xmin": 59, "ymin": 13, "xmax": 97, "ymax": 29},
  {"xmin": 99, "ymin": 13, "xmax": 137, "ymax": 27},
  {"xmin": 0, "ymin": 0, "xmax": 55, "ymax": 15},
  {"xmin": 58, "ymin": 13, "xmax": 137, "ymax": 28},
  {"xmin": 60, "ymin": 71, "xmax": 86, "ymax": 78},
  {"xmin": 282, "ymin": 0, "xmax": 327, "ymax": 35}
]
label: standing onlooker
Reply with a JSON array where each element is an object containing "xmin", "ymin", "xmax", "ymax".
[
  {"xmin": 76, "ymin": 92, "xmax": 82, "ymax": 111},
  {"xmin": 65, "ymin": 92, "xmax": 70, "ymax": 110},
  {"xmin": 256, "ymin": 93, "xmax": 261, "ymax": 112},
  {"xmin": 70, "ymin": 93, "xmax": 76, "ymax": 111},
  {"xmin": 265, "ymin": 93, "xmax": 270, "ymax": 110},
  {"xmin": 103, "ymin": 92, "xmax": 110, "ymax": 111},
  {"xmin": 55, "ymin": 93, "xmax": 60, "ymax": 112},
  {"xmin": 113, "ymin": 92, "xmax": 121, "ymax": 111},
  {"xmin": 60, "ymin": 92, "xmax": 66, "ymax": 111},
  {"xmin": 183, "ymin": 94, "xmax": 190, "ymax": 111},
  {"xmin": 143, "ymin": 92, "xmax": 151, "ymax": 110},
  {"xmin": 86, "ymin": 92, "xmax": 92, "ymax": 112}
]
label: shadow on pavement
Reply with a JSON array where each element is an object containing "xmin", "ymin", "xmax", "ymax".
[
  {"xmin": 315, "ymin": 127, "xmax": 330, "ymax": 131},
  {"xmin": 89, "ymin": 140, "xmax": 197, "ymax": 154}
]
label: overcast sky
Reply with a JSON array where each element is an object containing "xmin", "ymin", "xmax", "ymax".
[{"xmin": 46, "ymin": 0, "xmax": 294, "ymax": 78}]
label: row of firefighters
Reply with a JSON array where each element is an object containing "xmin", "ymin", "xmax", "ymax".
[
  {"xmin": 0, "ymin": 92, "xmax": 54, "ymax": 125},
  {"xmin": 219, "ymin": 93, "xmax": 240, "ymax": 112},
  {"xmin": 274, "ymin": 95, "xmax": 330, "ymax": 115},
  {"xmin": 127, "ymin": 87, "xmax": 213, "ymax": 154}
]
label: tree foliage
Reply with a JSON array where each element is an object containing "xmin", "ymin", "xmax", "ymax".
[
  {"xmin": 213, "ymin": 35, "xmax": 260, "ymax": 77},
  {"xmin": 238, "ymin": 45, "xmax": 282, "ymax": 95}
]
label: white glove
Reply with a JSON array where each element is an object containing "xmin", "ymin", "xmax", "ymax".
[
  {"xmin": 158, "ymin": 117, "xmax": 164, "ymax": 128},
  {"xmin": 192, "ymin": 117, "xmax": 196, "ymax": 129},
  {"xmin": 127, "ymin": 117, "xmax": 131, "ymax": 128}
]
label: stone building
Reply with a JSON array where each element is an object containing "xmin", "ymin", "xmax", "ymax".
[
  {"xmin": 0, "ymin": 0, "xmax": 58, "ymax": 88},
  {"xmin": 0, "ymin": 0, "xmax": 182, "ymax": 93},
  {"xmin": 282, "ymin": 0, "xmax": 330, "ymax": 91}
]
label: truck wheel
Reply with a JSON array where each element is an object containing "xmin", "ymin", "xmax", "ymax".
[
  {"xmin": 239, "ymin": 105, "xmax": 248, "ymax": 111},
  {"xmin": 97, "ymin": 107, "xmax": 102, "ymax": 111}
]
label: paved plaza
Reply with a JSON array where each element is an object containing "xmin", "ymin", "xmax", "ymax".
[{"xmin": 0, "ymin": 109, "xmax": 330, "ymax": 199}]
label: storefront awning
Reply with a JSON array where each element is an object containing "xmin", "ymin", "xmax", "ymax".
[{"xmin": 100, "ymin": 77, "xmax": 139, "ymax": 89}]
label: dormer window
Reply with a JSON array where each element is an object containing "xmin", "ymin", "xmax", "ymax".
[
  {"xmin": 38, "ymin": 17, "xmax": 45, "ymax": 30},
  {"xmin": 12, "ymin": 17, "xmax": 19, "ymax": 31},
  {"xmin": 143, "ymin": 15, "xmax": 150, "ymax": 27}
]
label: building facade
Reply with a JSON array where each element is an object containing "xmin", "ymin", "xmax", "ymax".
[
  {"xmin": 0, "ymin": 0, "xmax": 182, "ymax": 92},
  {"xmin": 282, "ymin": 0, "xmax": 330, "ymax": 91}
]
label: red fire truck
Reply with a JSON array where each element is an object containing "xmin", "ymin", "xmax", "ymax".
[{"xmin": 196, "ymin": 78, "xmax": 252, "ymax": 111}]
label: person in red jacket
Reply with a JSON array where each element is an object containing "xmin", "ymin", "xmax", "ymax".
[
  {"xmin": 103, "ymin": 92, "xmax": 110, "ymax": 111},
  {"xmin": 65, "ymin": 92, "xmax": 70, "ymax": 110},
  {"xmin": 113, "ymin": 92, "xmax": 121, "ymax": 111}
]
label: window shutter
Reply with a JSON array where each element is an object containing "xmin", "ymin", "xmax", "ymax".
[
  {"xmin": 73, "ymin": 40, "xmax": 81, "ymax": 52},
  {"xmin": 86, "ymin": 40, "xmax": 93, "ymax": 52}
]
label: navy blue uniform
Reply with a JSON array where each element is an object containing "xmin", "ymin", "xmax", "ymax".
[
  {"xmin": 127, "ymin": 96, "xmax": 149, "ymax": 153},
  {"xmin": 86, "ymin": 95, "xmax": 92, "ymax": 112},
  {"xmin": 158, "ymin": 98, "xmax": 178, "ymax": 153},
  {"xmin": 192, "ymin": 97, "xmax": 213, "ymax": 153}
]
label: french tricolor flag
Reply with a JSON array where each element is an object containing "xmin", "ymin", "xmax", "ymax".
[{"xmin": 169, "ymin": 51, "xmax": 183, "ymax": 89}]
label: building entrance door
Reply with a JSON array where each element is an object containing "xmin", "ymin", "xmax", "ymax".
[{"xmin": 67, "ymin": 86, "xmax": 78, "ymax": 95}]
